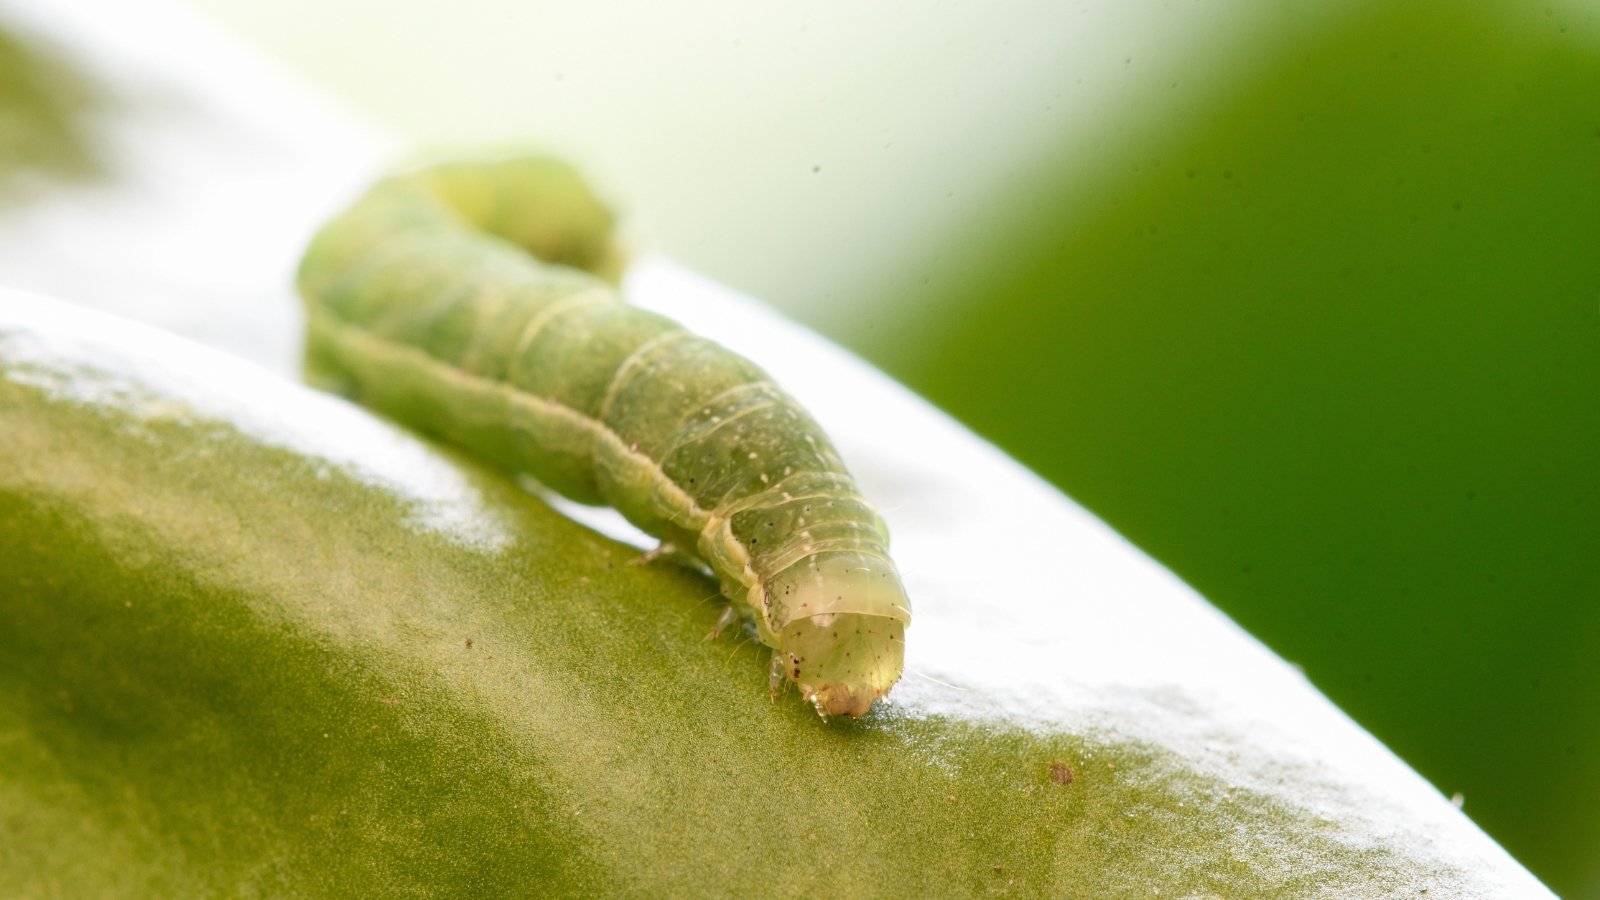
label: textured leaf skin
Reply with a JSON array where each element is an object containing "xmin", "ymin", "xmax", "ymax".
[
  {"xmin": 0, "ymin": 303, "xmax": 1531, "ymax": 897},
  {"xmin": 297, "ymin": 158, "xmax": 908, "ymax": 716}
]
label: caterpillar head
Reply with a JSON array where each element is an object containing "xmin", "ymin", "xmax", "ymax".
[{"xmin": 768, "ymin": 552, "xmax": 911, "ymax": 718}]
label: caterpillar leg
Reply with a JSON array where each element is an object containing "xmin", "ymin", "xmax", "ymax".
[
  {"xmin": 706, "ymin": 604, "xmax": 738, "ymax": 641},
  {"xmin": 628, "ymin": 541, "xmax": 679, "ymax": 566},
  {"xmin": 768, "ymin": 653, "xmax": 789, "ymax": 704}
]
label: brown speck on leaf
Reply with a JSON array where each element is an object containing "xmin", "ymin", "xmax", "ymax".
[
  {"xmin": 1049, "ymin": 760, "xmax": 1075, "ymax": 785},
  {"xmin": 947, "ymin": 794, "xmax": 958, "ymax": 803},
  {"xmin": 992, "ymin": 863, "xmax": 1004, "ymax": 873},
  {"xmin": 464, "ymin": 637, "xmax": 474, "ymax": 649}
]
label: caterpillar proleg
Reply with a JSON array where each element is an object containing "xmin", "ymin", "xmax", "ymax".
[{"xmin": 296, "ymin": 157, "xmax": 910, "ymax": 717}]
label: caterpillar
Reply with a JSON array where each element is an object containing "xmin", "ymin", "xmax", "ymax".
[{"xmin": 296, "ymin": 157, "xmax": 910, "ymax": 718}]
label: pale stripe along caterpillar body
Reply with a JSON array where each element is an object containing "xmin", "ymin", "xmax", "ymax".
[{"xmin": 296, "ymin": 157, "xmax": 910, "ymax": 717}]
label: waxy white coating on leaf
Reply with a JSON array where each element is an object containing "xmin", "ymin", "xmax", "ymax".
[{"xmin": 0, "ymin": 291, "xmax": 515, "ymax": 553}]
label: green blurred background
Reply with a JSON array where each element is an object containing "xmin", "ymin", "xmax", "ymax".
[{"xmin": 8, "ymin": 0, "xmax": 1597, "ymax": 892}]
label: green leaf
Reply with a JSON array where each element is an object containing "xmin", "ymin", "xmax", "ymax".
[
  {"xmin": 0, "ymin": 294, "xmax": 1549, "ymax": 896},
  {"xmin": 0, "ymin": 2, "xmax": 1551, "ymax": 894}
]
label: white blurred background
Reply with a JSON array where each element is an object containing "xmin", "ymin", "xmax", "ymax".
[{"xmin": 181, "ymin": 0, "xmax": 1354, "ymax": 333}]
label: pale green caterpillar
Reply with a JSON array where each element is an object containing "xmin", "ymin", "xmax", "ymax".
[{"xmin": 296, "ymin": 157, "xmax": 910, "ymax": 717}]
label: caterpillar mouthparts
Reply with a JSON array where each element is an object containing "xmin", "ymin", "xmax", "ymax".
[{"xmin": 766, "ymin": 552, "xmax": 909, "ymax": 718}]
